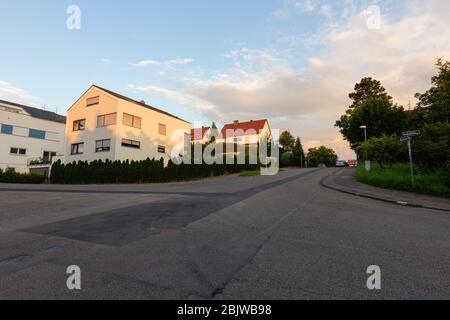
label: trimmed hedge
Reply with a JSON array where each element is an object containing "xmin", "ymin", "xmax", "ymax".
[
  {"xmin": 0, "ymin": 168, "xmax": 45, "ymax": 184},
  {"xmin": 50, "ymin": 158, "xmax": 260, "ymax": 184}
]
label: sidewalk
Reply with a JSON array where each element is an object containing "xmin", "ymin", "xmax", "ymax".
[{"xmin": 321, "ymin": 168, "xmax": 450, "ymax": 212}]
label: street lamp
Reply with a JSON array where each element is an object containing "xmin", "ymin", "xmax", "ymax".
[
  {"xmin": 360, "ymin": 125, "xmax": 367, "ymax": 142},
  {"xmin": 360, "ymin": 125, "xmax": 370, "ymax": 172}
]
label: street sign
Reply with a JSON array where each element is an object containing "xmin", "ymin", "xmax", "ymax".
[
  {"xmin": 400, "ymin": 130, "xmax": 420, "ymax": 186},
  {"xmin": 402, "ymin": 130, "xmax": 420, "ymax": 138}
]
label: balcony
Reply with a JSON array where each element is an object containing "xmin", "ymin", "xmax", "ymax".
[{"xmin": 27, "ymin": 157, "xmax": 53, "ymax": 168}]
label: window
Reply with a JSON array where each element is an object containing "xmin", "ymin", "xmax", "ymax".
[
  {"xmin": 10, "ymin": 147, "xmax": 26, "ymax": 156},
  {"xmin": 158, "ymin": 145, "xmax": 166, "ymax": 154},
  {"xmin": 95, "ymin": 139, "xmax": 111, "ymax": 152},
  {"xmin": 71, "ymin": 143, "xmax": 84, "ymax": 155},
  {"xmin": 123, "ymin": 113, "xmax": 142, "ymax": 129},
  {"xmin": 97, "ymin": 113, "xmax": 117, "ymax": 127},
  {"xmin": 29, "ymin": 129, "xmax": 46, "ymax": 140},
  {"xmin": 121, "ymin": 138, "xmax": 140, "ymax": 149},
  {"xmin": 73, "ymin": 119, "xmax": 86, "ymax": 131},
  {"xmin": 43, "ymin": 151, "xmax": 57, "ymax": 163},
  {"xmin": 159, "ymin": 123, "xmax": 167, "ymax": 136},
  {"xmin": 87, "ymin": 96, "xmax": 100, "ymax": 106},
  {"xmin": 1, "ymin": 124, "xmax": 13, "ymax": 135}
]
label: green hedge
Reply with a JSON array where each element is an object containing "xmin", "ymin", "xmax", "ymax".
[
  {"xmin": 0, "ymin": 168, "xmax": 46, "ymax": 184},
  {"xmin": 50, "ymin": 158, "xmax": 260, "ymax": 184}
]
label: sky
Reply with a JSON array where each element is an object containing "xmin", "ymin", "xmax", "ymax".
[{"xmin": 1, "ymin": 0, "xmax": 449, "ymax": 160}]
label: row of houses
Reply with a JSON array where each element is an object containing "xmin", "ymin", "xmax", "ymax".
[{"xmin": 0, "ymin": 85, "xmax": 272, "ymax": 177}]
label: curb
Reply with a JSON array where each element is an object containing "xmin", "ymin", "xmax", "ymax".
[{"xmin": 320, "ymin": 171, "xmax": 450, "ymax": 213}]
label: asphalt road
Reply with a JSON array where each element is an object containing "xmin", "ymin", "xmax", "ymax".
[{"xmin": 0, "ymin": 168, "xmax": 449, "ymax": 299}]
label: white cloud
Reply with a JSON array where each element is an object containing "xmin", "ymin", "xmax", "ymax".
[
  {"xmin": 0, "ymin": 81, "xmax": 39, "ymax": 106},
  {"xmin": 166, "ymin": 58, "xmax": 194, "ymax": 66},
  {"xmin": 130, "ymin": 59, "xmax": 162, "ymax": 67},
  {"xmin": 130, "ymin": 58, "xmax": 194, "ymax": 68}
]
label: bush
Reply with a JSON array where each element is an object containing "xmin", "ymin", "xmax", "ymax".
[
  {"xmin": 358, "ymin": 134, "xmax": 406, "ymax": 168},
  {"xmin": 412, "ymin": 122, "xmax": 450, "ymax": 169},
  {"xmin": 50, "ymin": 157, "xmax": 260, "ymax": 184},
  {"xmin": 280, "ymin": 152, "xmax": 293, "ymax": 167},
  {"xmin": 0, "ymin": 168, "xmax": 45, "ymax": 184}
]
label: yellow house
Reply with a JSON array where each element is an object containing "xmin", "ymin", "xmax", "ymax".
[{"xmin": 64, "ymin": 85, "xmax": 191, "ymax": 165}]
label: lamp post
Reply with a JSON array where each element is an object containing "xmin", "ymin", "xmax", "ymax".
[
  {"xmin": 360, "ymin": 125, "xmax": 370, "ymax": 172},
  {"xmin": 360, "ymin": 125, "xmax": 367, "ymax": 142}
]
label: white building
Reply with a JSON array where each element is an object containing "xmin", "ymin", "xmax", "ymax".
[
  {"xmin": 0, "ymin": 99, "xmax": 66, "ymax": 176},
  {"xmin": 217, "ymin": 119, "xmax": 272, "ymax": 145},
  {"xmin": 64, "ymin": 85, "xmax": 191, "ymax": 165}
]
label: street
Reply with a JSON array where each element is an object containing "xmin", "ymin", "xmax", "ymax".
[{"xmin": 0, "ymin": 168, "xmax": 449, "ymax": 299}]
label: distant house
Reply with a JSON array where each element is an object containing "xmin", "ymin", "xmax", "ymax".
[
  {"xmin": 64, "ymin": 85, "xmax": 191, "ymax": 165},
  {"xmin": 0, "ymin": 99, "xmax": 66, "ymax": 176},
  {"xmin": 217, "ymin": 119, "xmax": 272, "ymax": 146},
  {"xmin": 191, "ymin": 126, "xmax": 211, "ymax": 144}
]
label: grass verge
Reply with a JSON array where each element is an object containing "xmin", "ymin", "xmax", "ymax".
[
  {"xmin": 239, "ymin": 171, "xmax": 261, "ymax": 177},
  {"xmin": 356, "ymin": 163, "xmax": 450, "ymax": 198}
]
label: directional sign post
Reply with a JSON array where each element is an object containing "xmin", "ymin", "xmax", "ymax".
[{"xmin": 401, "ymin": 130, "xmax": 420, "ymax": 187}]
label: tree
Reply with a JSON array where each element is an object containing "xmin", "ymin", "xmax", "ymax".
[
  {"xmin": 279, "ymin": 130, "xmax": 295, "ymax": 152},
  {"xmin": 358, "ymin": 134, "xmax": 406, "ymax": 168},
  {"xmin": 348, "ymin": 77, "xmax": 392, "ymax": 109},
  {"xmin": 291, "ymin": 137, "xmax": 305, "ymax": 167},
  {"xmin": 414, "ymin": 59, "xmax": 450, "ymax": 125},
  {"xmin": 335, "ymin": 97, "xmax": 408, "ymax": 152},
  {"xmin": 412, "ymin": 122, "xmax": 450, "ymax": 169},
  {"xmin": 307, "ymin": 146, "xmax": 338, "ymax": 167}
]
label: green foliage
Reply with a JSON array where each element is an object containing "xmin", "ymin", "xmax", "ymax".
[
  {"xmin": 0, "ymin": 168, "xmax": 45, "ymax": 184},
  {"xmin": 291, "ymin": 137, "xmax": 305, "ymax": 167},
  {"xmin": 280, "ymin": 152, "xmax": 293, "ymax": 167},
  {"xmin": 336, "ymin": 97, "xmax": 408, "ymax": 151},
  {"xmin": 348, "ymin": 77, "xmax": 392, "ymax": 109},
  {"xmin": 356, "ymin": 163, "xmax": 450, "ymax": 198},
  {"xmin": 279, "ymin": 130, "xmax": 295, "ymax": 152},
  {"xmin": 307, "ymin": 146, "xmax": 338, "ymax": 167},
  {"xmin": 414, "ymin": 59, "xmax": 450, "ymax": 125},
  {"xmin": 412, "ymin": 122, "xmax": 450, "ymax": 169},
  {"xmin": 358, "ymin": 134, "xmax": 406, "ymax": 168},
  {"xmin": 50, "ymin": 157, "xmax": 259, "ymax": 184}
]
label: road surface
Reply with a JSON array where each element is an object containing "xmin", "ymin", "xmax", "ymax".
[{"xmin": 0, "ymin": 168, "xmax": 449, "ymax": 299}]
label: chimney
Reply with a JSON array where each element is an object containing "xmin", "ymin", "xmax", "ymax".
[
  {"xmin": 140, "ymin": 100, "xmax": 146, "ymax": 104},
  {"xmin": 233, "ymin": 120, "xmax": 239, "ymax": 125}
]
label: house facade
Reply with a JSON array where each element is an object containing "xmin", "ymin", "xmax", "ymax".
[
  {"xmin": 64, "ymin": 85, "xmax": 191, "ymax": 165},
  {"xmin": 0, "ymin": 99, "xmax": 66, "ymax": 176},
  {"xmin": 191, "ymin": 127, "xmax": 211, "ymax": 144},
  {"xmin": 217, "ymin": 119, "xmax": 272, "ymax": 145}
]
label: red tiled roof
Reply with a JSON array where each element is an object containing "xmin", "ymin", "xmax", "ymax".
[
  {"xmin": 191, "ymin": 127, "xmax": 210, "ymax": 140},
  {"xmin": 220, "ymin": 120, "xmax": 268, "ymax": 139}
]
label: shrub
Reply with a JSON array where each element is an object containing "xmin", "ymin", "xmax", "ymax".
[
  {"xmin": 50, "ymin": 157, "xmax": 260, "ymax": 184},
  {"xmin": 0, "ymin": 168, "xmax": 45, "ymax": 184},
  {"xmin": 358, "ymin": 134, "xmax": 406, "ymax": 168}
]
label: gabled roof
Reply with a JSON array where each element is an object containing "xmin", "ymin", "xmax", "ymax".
[
  {"xmin": 220, "ymin": 119, "xmax": 268, "ymax": 139},
  {"xmin": 0, "ymin": 99, "xmax": 66, "ymax": 124},
  {"xmin": 191, "ymin": 127, "xmax": 210, "ymax": 140},
  {"xmin": 92, "ymin": 85, "xmax": 191, "ymax": 124}
]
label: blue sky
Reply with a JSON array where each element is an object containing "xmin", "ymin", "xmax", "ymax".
[{"xmin": 1, "ymin": 0, "xmax": 449, "ymax": 159}]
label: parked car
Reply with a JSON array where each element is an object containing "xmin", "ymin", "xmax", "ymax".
[
  {"xmin": 317, "ymin": 163, "xmax": 327, "ymax": 168},
  {"xmin": 347, "ymin": 160, "xmax": 358, "ymax": 167},
  {"xmin": 336, "ymin": 160, "xmax": 348, "ymax": 167}
]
